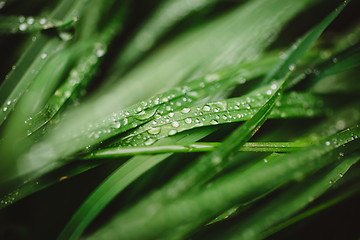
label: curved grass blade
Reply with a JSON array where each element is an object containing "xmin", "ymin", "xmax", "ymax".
[
  {"xmin": 118, "ymin": 90, "xmax": 326, "ymax": 147},
  {"xmin": 24, "ymin": 2, "xmax": 127, "ymax": 135},
  {"xmin": 0, "ymin": 15, "xmax": 75, "ymax": 34},
  {"xmin": 222, "ymin": 153, "xmax": 360, "ymax": 240}
]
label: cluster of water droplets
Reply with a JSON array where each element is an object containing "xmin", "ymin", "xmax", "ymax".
[{"xmin": 120, "ymin": 91, "xmax": 272, "ymax": 147}]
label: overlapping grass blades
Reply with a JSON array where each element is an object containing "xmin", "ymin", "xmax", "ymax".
[
  {"xmin": 15, "ymin": 0, "xmax": 312, "ymax": 178},
  {"xmin": 58, "ymin": 2, "xmax": 349, "ymax": 239}
]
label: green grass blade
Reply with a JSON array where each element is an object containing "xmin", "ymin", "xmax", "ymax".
[
  {"xmin": 0, "ymin": 15, "xmax": 75, "ymax": 34},
  {"xmin": 22, "ymin": 0, "xmax": 311, "ymax": 173},
  {"xmin": 222, "ymin": 153, "xmax": 360, "ymax": 240},
  {"xmin": 262, "ymin": 1, "xmax": 349, "ymax": 85},
  {"xmin": 0, "ymin": 0, "xmax": 89, "ymax": 126},
  {"xmin": 86, "ymin": 141, "xmax": 309, "ymax": 158},
  {"xmin": 57, "ymin": 127, "xmax": 215, "ymax": 240},
  {"xmin": 86, "ymin": 3, "xmax": 349, "ymax": 239},
  {"xmin": 119, "ymin": 90, "xmax": 325, "ymax": 147},
  {"xmin": 15, "ymin": 55, "xmax": 275, "ymax": 178}
]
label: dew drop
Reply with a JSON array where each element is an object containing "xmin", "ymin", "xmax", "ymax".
[
  {"xmin": 27, "ymin": 17, "xmax": 34, "ymax": 25},
  {"xmin": 168, "ymin": 112, "xmax": 174, "ymax": 118},
  {"xmin": 168, "ymin": 129, "xmax": 177, "ymax": 136},
  {"xmin": 181, "ymin": 107, "xmax": 191, "ymax": 114},
  {"xmin": 19, "ymin": 16, "xmax": 25, "ymax": 23},
  {"xmin": 123, "ymin": 118, "xmax": 128, "ymax": 125},
  {"xmin": 59, "ymin": 32, "xmax": 73, "ymax": 41},
  {"xmin": 171, "ymin": 121, "xmax": 180, "ymax": 128},
  {"xmin": 325, "ymin": 141, "xmax": 330, "ymax": 146},
  {"xmin": 19, "ymin": 23, "xmax": 27, "ymax": 31},
  {"xmin": 3, "ymin": 107, "xmax": 7, "ymax": 112},
  {"xmin": 266, "ymin": 90, "xmax": 272, "ymax": 95},
  {"xmin": 145, "ymin": 138, "xmax": 155, "ymax": 146},
  {"xmin": 205, "ymin": 73, "xmax": 220, "ymax": 82},
  {"xmin": 185, "ymin": 118, "xmax": 192, "ymax": 124},
  {"xmin": 148, "ymin": 127, "xmax": 161, "ymax": 135},
  {"xmin": 336, "ymin": 120, "xmax": 345, "ymax": 130},
  {"xmin": 41, "ymin": 53, "xmax": 47, "ymax": 59},
  {"xmin": 95, "ymin": 44, "xmax": 105, "ymax": 57},
  {"xmin": 113, "ymin": 121, "xmax": 121, "ymax": 129},
  {"xmin": 135, "ymin": 106, "xmax": 142, "ymax": 113},
  {"xmin": 288, "ymin": 64, "xmax": 295, "ymax": 71},
  {"xmin": 210, "ymin": 119, "xmax": 219, "ymax": 125},
  {"xmin": 203, "ymin": 105, "xmax": 211, "ymax": 112},
  {"xmin": 39, "ymin": 18, "xmax": 46, "ymax": 24},
  {"xmin": 166, "ymin": 106, "xmax": 171, "ymax": 111}
]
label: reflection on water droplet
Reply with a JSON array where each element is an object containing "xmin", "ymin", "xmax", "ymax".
[
  {"xmin": 19, "ymin": 16, "xmax": 25, "ymax": 23},
  {"xmin": 27, "ymin": 17, "xmax": 34, "ymax": 25},
  {"xmin": 181, "ymin": 108, "xmax": 190, "ymax": 114},
  {"xmin": 210, "ymin": 120, "xmax": 218, "ymax": 125},
  {"xmin": 40, "ymin": 18, "xmax": 46, "ymax": 24},
  {"xmin": 145, "ymin": 138, "xmax": 155, "ymax": 146},
  {"xmin": 41, "ymin": 53, "xmax": 47, "ymax": 59},
  {"xmin": 171, "ymin": 121, "xmax": 179, "ymax": 127},
  {"xmin": 123, "ymin": 118, "xmax": 128, "ymax": 125},
  {"xmin": 3, "ymin": 107, "xmax": 7, "ymax": 111},
  {"xmin": 168, "ymin": 129, "xmax": 177, "ymax": 135},
  {"xmin": 266, "ymin": 90, "xmax": 272, "ymax": 95},
  {"xmin": 113, "ymin": 121, "xmax": 121, "ymax": 129},
  {"xmin": 185, "ymin": 118, "xmax": 192, "ymax": 124},
  {"xmin": 148, "ymin": 127, "xmax": 160, "ymax": 135},
  {"xmin": 135, "ymin": 106, "xmax": 142, "ymax": 113},
  {"xmin": 288, "ymin": 65, "xmax": 295, "ymax": 71},
  {"xmin": 19, "ymin": 23, "xmax": 27, "ymax": 31},
  {"xmin": 203, "ymin": 105, "xmax": 211, "ymax": 111},
  {"xmin": 325, "ymin": 141, "xmax": 330, "ymax": 146}
]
